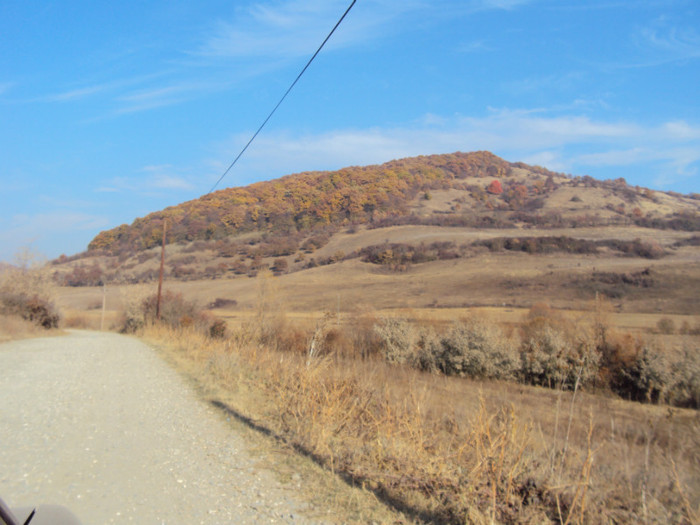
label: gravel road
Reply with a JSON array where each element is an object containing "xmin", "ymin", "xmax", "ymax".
[{"xmin": 0, "ymin": 331, "xmax": 321, "ymax": 524}]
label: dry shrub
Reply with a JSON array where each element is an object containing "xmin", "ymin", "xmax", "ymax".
[
  {"xmin": 612, "ymin": 342, "xmax": 672, "ymax": 403},
  {"xmin": 141, "ymin": 290, "xmax": 199, "ymax": 328},
  {"xmin": 520, "ymin": 305, "xmax": 600, "ymax": 389},
  {"xmin": 208, "ymin": 318, "xmax": 227, "ymax": 339},
  {"xmin": 118, "ymin": 284, "xmax": 151, "ymax": 333},
  {"xmin": 135, "ymin": 286, "xmax": 700, "ymax": 523},
  {"xmin": 373, "ymin": 317, "xmax": 418, "ymax": 365},
  {"xmin": 0, "ymin": 250, "xmax": 60, "ymax": 329},
  {"xmin": 656, "ymin": 317, "xmax": 676, "ymax": 335},
  {"xmin": 0, "ymin": 292, "xmax": 60, "ymax": 329},
  {"xmin": 119, "ymin": 286, "xmax": 223, "ymax": 337},
  {"xmin": 437, "ymin": 317, "xmax": 518, "ymax": 380}
]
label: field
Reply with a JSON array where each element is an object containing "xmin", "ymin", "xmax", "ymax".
[
  {"xmin": 55, "ymin": 222, "xmax": 700, "ymax": 327},
  {"xmin": 50, "ymin": 234, "xmax": 700, "ymax": 523}
]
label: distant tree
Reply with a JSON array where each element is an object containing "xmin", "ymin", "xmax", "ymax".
[{"xmin": 487, "ymin": 179, "xmax": 503, "ymax": 195}]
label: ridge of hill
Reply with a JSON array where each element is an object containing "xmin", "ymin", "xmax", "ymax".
[
  {"xmin": 86, "ymin": 150, "xmax": 699, "ymax": 258},
  {"xmin": 52, "ymin": 151, "xmax": 700, "ymax": 314},
  {"xmin": 86, "ymin": 151, "xmax": 547, "ymax": 255}
]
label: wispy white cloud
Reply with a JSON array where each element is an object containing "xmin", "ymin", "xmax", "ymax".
[
  {"xmin": 504, "ymin": 71, "xmax": 585, "ymax": 95},
  {"xmin": 212, "ymin": 109, "xmax": 700, "ymax": 190},
  {"xmin": 47, "ymin": 85, "xmax": 108, "ymax": 102},
  {"xmin": 641, "ymin": 25, "xmax": 700, "ymax": 60},
  {"xmin": 620, "ymin": 22, "xmax": 700, "ymax": 68},
  {"xmin": 42, "ymin": 72, "xmax": 170, "ymax": 104},
  {"xmin": 194, "ymin": 0, "xmax": 506, "ymax": 61},
  {"xmin": 456, "ymin": 39, "xmax": 493, "ymax": 53},
  {"xmin": 197, "ymin": 0, "xmax": 360, "ymax": 59},
  {"xmin": 141, "ymin": 165, "xmax": 195, "ymax": 191}
]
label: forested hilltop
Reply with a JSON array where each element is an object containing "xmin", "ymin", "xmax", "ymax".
[
  {"xmin": 87, "ymin": 151, "xmax": 547, "ymax": 255},
  {"xmin": 87, "ymin": 150, "xmax": 700, "ymax": 259}
]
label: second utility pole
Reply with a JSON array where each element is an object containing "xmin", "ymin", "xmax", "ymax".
[{"xmin": 156, "ymin": 220, "xmax": 167, "ymax": 320}]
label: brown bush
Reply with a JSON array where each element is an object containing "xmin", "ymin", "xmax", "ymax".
[
  {"xmin": 1, "ymin": 253, "xmax": 60, "ymax": 329},
  {"xmin": 0, "ymin": 292, "xmax": 60, "ymax": 329},
  {"xmin": 656, "ymin": 317, "xmax": 676, "ymax": 334},
  {"xmin": 437, "ymin": 317, "xmax": 518, "ymax": 380},
  {"xmin": 519, "ymin": 305, "xmax": 600, "ymax": 389}
]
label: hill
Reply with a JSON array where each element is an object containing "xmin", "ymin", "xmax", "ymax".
[
  {"xmin": 51, "ymin": 151, "xmax": 700, "ymax": 314},
  {"xmin": 85, "ymin": 151, "xmax": 699, "ymax": 257}
]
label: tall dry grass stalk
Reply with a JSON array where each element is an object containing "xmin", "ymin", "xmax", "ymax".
[{"xmin": 140, "ymin": 313, "xmax": 700, "ymax": 524}]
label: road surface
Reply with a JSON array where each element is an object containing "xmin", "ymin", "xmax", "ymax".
[{"xmin": 0, "ymin": 330, "xmax": 320, "ymax": 524}]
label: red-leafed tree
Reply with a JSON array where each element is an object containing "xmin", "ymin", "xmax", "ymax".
[{"xmin": 487, "ymin": 179, "xmax": 503, "ymax": 195}]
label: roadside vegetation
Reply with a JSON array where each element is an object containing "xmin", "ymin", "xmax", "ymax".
[
  {"xmin": 124, "ymin": 276, "xmax": 700, "ymax": 524},
  {"xmin": 0, "ymin": 250, "xmax": 60, "ymax": 341}
]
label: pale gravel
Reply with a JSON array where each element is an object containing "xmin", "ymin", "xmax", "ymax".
[{"xmin": 0, "ymin": 330, "xmax": 322, "ymax": 524}]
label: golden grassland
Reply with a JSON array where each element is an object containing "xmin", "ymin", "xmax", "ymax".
[
  {"xmin": 54, "ymin": 230, "xmax": 700, "ymax": 318},
  {"xmin": 138, "ymin": 316, "xmax": 700, "ymax": 524}
]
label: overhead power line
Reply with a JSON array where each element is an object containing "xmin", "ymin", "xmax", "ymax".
[{"xmin": 208, "ymin": 0, "xmax": 358, "ymax": 194}]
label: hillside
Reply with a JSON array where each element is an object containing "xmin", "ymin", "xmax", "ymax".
[
  {"xmin": 51, "ymin": 151, "xmax": 700, "ymax": 314},
  {"xmin": 85, "ymin": 151, "xmax": 699, "ymax": 257}
]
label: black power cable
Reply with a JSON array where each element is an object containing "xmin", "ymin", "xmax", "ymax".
[{"xmin": 207, "ymin": 0, "xmax": 358, "ymax": 194}]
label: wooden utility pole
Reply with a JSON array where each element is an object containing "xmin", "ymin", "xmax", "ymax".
[
  {"xmin": 100, "ymin": 282, "xmax": 106, "ymax": 331},
  {"xmin": 156, "ymin": 221, "xmax": 167, "ymax": 320}
]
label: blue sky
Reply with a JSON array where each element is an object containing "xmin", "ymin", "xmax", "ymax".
[{"xmin": 1, "ymin": 0, "xmax": 699, "ymax": 261}]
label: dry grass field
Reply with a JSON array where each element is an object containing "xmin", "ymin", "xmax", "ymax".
[
  {"xmin": 49, "ymin": 238, "xmax": 700, "ymax": 522},
  {"xmin": 54, "ymin": 230, "xmax": 700, "ymax": 325},
  {"xmin": 137, "ymin": 315, "xmax": 700, "ymax": 524}
]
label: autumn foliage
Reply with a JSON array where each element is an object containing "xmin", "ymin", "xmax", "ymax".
[
  {"xmin": 487, "ymin": 179, "xmax": 503, "ymax": 194},
  {"xmin": 88, "ymin": 151, "xmax": 513, "ymax": 255}
]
